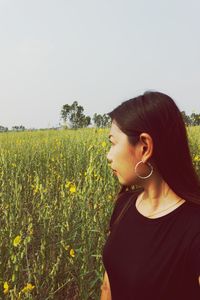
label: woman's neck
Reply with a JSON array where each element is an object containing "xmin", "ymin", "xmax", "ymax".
[{"xmin": 140, "ymin": 176, "xmax": 184, "ymax": 211}]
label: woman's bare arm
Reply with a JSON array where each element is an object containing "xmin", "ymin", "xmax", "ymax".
[{"xmin": 100, "ymin": 271, "xmax": 112, "ymax": 300}]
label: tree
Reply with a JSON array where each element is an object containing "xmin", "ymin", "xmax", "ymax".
[
  {"xmin": 60, "ymin": 104, "xmax": 71, "ymax": 128},
  {"xmin": 102, "ymin": 114, "xmax": 111, "ymax": 127},
  {"xmin": 12, "ymin": 125, "xmax": 25, "ymax": 131},
  {"xmin": 190, "ymin": 113, "xmax": 200, "ymax": 126},
  {"xmin": 180, "ymin": 111, "xmax": 200, "ymax": 126},
  {"xmin": 181, "ymin": 111, "xmax": 191, "ymax": 126},
  {"xmin": 93, "ymin": 113, "xmax": 102, "ymax": 127},
  {"xmin": 93, "ymin": 113, "xmax": 111, "ymax": 128},
  {"xmin": 79, "ymin": 115, "xmax": 91, "ymax": 128},
  {"xmin": 0, "ymin": 125, "xmax": 8, "ymax": 132},
  {"xmin": 60, "ymin": 101, "xmax": 91, "ymax": 129}
]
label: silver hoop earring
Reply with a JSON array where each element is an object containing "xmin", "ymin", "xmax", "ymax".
[{"xmin": 135, "ymin": 160, "xmax": 153, "ymax": 179}]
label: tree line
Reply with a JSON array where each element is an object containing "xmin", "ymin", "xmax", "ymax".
[
  {"xmin": 1, "ymin": 101, "xmax": 200, "ymax": 132},
  {"xmin": 60, "ymin": 101, "xmax": 111, "ymax": 129}
]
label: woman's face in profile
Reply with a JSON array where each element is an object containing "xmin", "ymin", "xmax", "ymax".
[{"xmin": 107, "ymin": 121, "xmax": 141, "ymax": 186}]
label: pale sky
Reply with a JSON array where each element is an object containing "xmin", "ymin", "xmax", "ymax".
[{"xmin": 0, "ymin": 0, "xmax": 200, "ymax": 129}]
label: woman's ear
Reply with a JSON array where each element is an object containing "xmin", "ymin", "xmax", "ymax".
[{"xmin": 139, "ymin": 133, "xmax": 153, "ymax": 162}]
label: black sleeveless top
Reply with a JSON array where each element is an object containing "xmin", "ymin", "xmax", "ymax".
[{"xmin": 102, "ymin": 188, "xmax": 200, "ymax": 300}]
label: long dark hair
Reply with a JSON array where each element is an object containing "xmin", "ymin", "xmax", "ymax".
[{"xmin": 107, "ymin": 91, "xmax": 200, "ymax": 221}]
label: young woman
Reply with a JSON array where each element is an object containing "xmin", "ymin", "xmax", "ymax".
[{"xmin": 101, "ymin": 91, "xmax": 200, "ymax": 300}]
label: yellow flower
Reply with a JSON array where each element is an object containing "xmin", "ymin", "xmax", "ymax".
[
  {"xmin": 13, "ymin": 235, "xmax": 21, "ymax": 247},
  {"xmin": 194, "ymin": 155, "xmax": 200, "ymax": 162},
  {"xmin": 21, "ymin": 283, "xmax": 35, "ymax": 293},
  {"xmin": 3, "ymin": 281, "xmax": 9, "ymax": 294},
  {"xmin": 70, "ymin": 249, "xmax": 75, "ymax": 257},
  {"xmin": 101, "ymin": 141, "xmax": 107, "ymax": 148},
  {"xmin": 65, "ymin": 181, "xmax": 72, "ymax": 188},
  {"xmin": 69, "ymin": 186, "xmax": 76, "ymax": 193},
  {"xmin": 108, "ymin": 194, "xmax": 112, "ymax": 200}
]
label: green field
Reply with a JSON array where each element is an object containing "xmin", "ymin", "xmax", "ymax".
[{"xmin": 0, "ymin": 126, "xmax": 200, "ymax": 299}]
